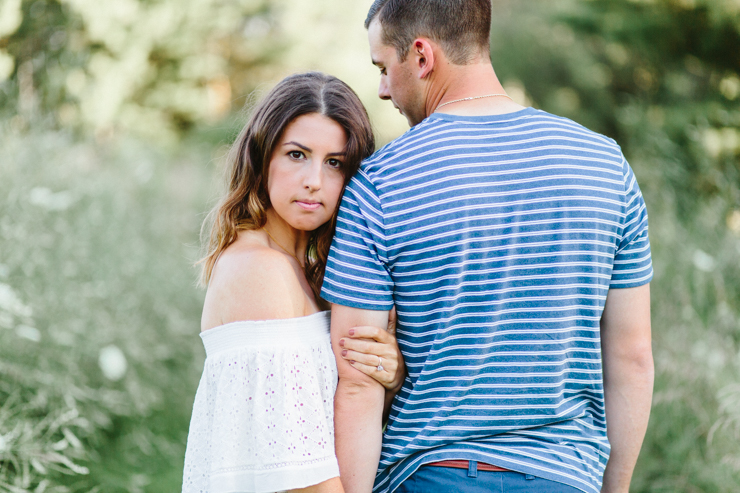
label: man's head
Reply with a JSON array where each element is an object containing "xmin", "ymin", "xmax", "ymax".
[
  {"xmin": 366, "ymin": 0, "xmax": 492, "ymax": 126},
  {"xmin": 365, "ymin": 0, "xmax": 492, "ymax": 65}
]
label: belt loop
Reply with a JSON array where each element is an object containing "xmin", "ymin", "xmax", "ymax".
[{"xmin": 468, "ymin": 460, "xmax": 478, "ymax": 478}]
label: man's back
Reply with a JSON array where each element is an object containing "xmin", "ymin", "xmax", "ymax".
[{"xmin": 322, "ymin": 108, "xmax": 652, "ymax": 493}]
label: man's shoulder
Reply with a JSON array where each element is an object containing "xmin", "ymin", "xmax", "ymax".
[
  {"xmin": 529, "ymin": 109, "xmax": 622, "ymax": 151},
  {"xmin": 364, "ymin": 109, "xmax": 624, "ymax": 166},
  {"xmin": 359, "ymin": 117, "xmax": 449, "ymax": 175},
  {"xmin": 353, "ymin": 109, "xmax": 627, "ymax": 191}
]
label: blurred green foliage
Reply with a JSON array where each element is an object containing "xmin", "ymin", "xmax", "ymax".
[
  {"xmin": 0, "ymin": 0, "xmax": 739, "ymax": 491},
  {"xmin": 0, "ymin": 128, "xmax": 213, "ymax": 491},
  {"xmin": 0, "ymin": 0, "xmax": 281, "ymax": 142}
]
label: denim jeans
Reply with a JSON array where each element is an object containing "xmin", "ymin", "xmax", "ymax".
[{"xmin": 395, "ymin": 462, "xmax": 585, "ymax": 493}]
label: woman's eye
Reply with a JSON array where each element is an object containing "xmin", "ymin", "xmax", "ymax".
[
  {"xmin": 327, "ymin": 159, "xmax": 342, "ymax": 168},
  {"xmin": 288, "ymin": 151, "xmax": 304, "ymax": 159}
]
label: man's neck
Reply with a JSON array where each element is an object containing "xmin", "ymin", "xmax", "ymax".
[{"xmin": 424, "ymin": 61, "xmax": 526, "ymax": 117}]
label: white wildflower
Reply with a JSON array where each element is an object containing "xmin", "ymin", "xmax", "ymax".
[
  {"xmin": 99, "ymin": 345, "xmax": 128, "ymax": 381},
  {"xmin": 16, "ymin": 324, "xmax": 40, "ymax": 342},
  {"xmin": 692, "ymin": 249, "xmax": 716, "ymax": 272},
  {"xmin": 0, "ymin": 282, "xmax": 32, "ymax": 317},
  {"xmin": 29, "ymin": 187, "xmax": 75, "ymax": 211}
]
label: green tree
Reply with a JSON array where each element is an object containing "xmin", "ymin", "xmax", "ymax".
[{"xmin": 0, "ymin": 0, "xmax": 282, "ymax": 141}]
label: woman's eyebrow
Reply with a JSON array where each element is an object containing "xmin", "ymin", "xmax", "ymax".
[
  {"xmin": 283, "ymin": 141, "xmax": 311, "ymax": 151},
  {"xmin": 284, "ymin": 141, "xmax": 346, "ymax": 157}
]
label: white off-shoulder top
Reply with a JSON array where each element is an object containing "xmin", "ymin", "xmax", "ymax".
[{"xmin": 181, "ymin": 311, "xmax": 338, "ymax": 493}]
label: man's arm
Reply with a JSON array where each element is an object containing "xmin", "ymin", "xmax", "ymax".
[
  {"xmin": 600, "ymin": 283, "xmax": 654, "ymax": 493},
  {"xmin": 331, "ymin": 304, "xmax": 389, "ymax": 493}
]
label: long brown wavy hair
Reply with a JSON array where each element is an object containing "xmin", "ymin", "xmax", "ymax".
[{"xmin": 199, "ymin": 72, "xmax": 375, "ymax": 305}]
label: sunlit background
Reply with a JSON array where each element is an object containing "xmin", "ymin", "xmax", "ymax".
[{"xmin": 1, "ymin": 0, "xmax": 739, "ymax": 491}]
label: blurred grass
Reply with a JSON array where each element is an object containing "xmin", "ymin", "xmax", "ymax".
[
  {"xmin": 633, "ymin": 197, "xmax": 740, "ymax": 492},
  {"xmin": 0, "ymin": 123, "xmax": 217, "ymax": 491}
]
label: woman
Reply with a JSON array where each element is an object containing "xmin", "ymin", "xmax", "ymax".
[{"xmin": 182, "ymin": 72, "xmax": 404, "ymax": 493}]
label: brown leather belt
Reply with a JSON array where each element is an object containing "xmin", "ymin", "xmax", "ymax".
[{"xmin": 426, "ymin": 460, "xmax": 509, "ymax": 472}]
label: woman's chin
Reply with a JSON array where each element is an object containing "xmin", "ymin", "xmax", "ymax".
[
  {"xmin": 283, "ymin": 213, "xmax": 332, "ymax": 232},
  {"xmin": 286, "ymin": 219, "xmax": 327, "ymax": 232}
]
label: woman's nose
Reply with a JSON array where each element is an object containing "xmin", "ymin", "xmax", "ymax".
[{"xmin": 303, "ymin": 161, "xmax": 322, "ymax": 191}]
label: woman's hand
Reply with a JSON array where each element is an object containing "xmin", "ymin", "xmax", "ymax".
[{"xmin": 337, "ymin": 307, "xmax": 405, "ymax": 393}]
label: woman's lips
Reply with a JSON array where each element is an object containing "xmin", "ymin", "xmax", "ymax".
[{"xmin": 296, "ymin": 201, "xmax": 321, "ymax": 211}]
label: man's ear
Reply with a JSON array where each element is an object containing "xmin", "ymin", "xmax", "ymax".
[{"xmin": 411, "ymin": 38, "xmax": 436, "ymax": 79}]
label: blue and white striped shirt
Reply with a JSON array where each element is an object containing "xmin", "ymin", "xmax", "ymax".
[{"xmin": 321, "ymin": 108, "xmax": 653, "ymax": 493}]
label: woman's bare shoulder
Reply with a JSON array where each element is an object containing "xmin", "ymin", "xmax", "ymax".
[
  {"xmin": 201, "ymin": 231, "xmax": 306, "ymax": 329},
  {"xmin": 213, "ymin": 232, "xmax": 293, "ymax": 281}
]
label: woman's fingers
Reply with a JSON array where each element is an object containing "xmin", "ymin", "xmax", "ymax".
[
  {"xmin": 350, "ymin": 360, "xmax": 393, "ymax": 386},
  {"xmin": 347, "ymin": 325, "xmax": 390, "ymax": 342},
  {"xmin": 340, "ymin": 342, "xmax": 399, "ymax": 391},
  {"xmin": 340, "ymin": 321, "xmax": 403, "ymax": 391},
  {"xmin": 341, "ymin": 349, "xmax": 395, "ymax": 372},
  {"xmin": 341, "ymin": 348, "xmax": 379, "ymax": 368},
  {"xmin": 341, "ymin": 336, "xmax": 387, "ymax": 356},
  {"xmin": 340, "ymin": 339, "xmax": 397, "ymax": 369}
]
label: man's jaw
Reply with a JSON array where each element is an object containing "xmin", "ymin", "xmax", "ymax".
[{"xmin": 389, "ymin": 100, "xmax": 421, "ymax": 127}]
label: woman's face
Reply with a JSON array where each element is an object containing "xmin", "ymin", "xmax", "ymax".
[{"xmin": 266, "ymin": 113, "xmax": 347, "ymax": 233}]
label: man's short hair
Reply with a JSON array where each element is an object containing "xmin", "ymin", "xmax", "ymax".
[{"xmin": 365, "ymin": 0, "xmax": 492, "ymax": 65}]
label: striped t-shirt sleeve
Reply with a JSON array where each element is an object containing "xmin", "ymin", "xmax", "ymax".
[
  {"xmin": 321, "ymin": 170, "xmax": 394, "ymax": 310},
  {"xmin": 610, "ymin": 155, "xmax": 653, "ymax": 288}
]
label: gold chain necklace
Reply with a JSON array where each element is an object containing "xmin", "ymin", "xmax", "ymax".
[
  {"xmin": 262, "ymin": 227, "xmax": 302, "ymax": 264},
  {"xmin": 435, "ymin": 93, "xmax": 513, "ymax": 111}
]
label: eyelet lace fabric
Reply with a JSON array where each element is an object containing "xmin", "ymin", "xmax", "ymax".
[{"xmin": 182, "ymin": 312, "xmax": 339, "ymax": 493}]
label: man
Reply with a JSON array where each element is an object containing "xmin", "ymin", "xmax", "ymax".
[{"xmin": 320, "ymin": 1, "xmax": 654, "ymax": 492}]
